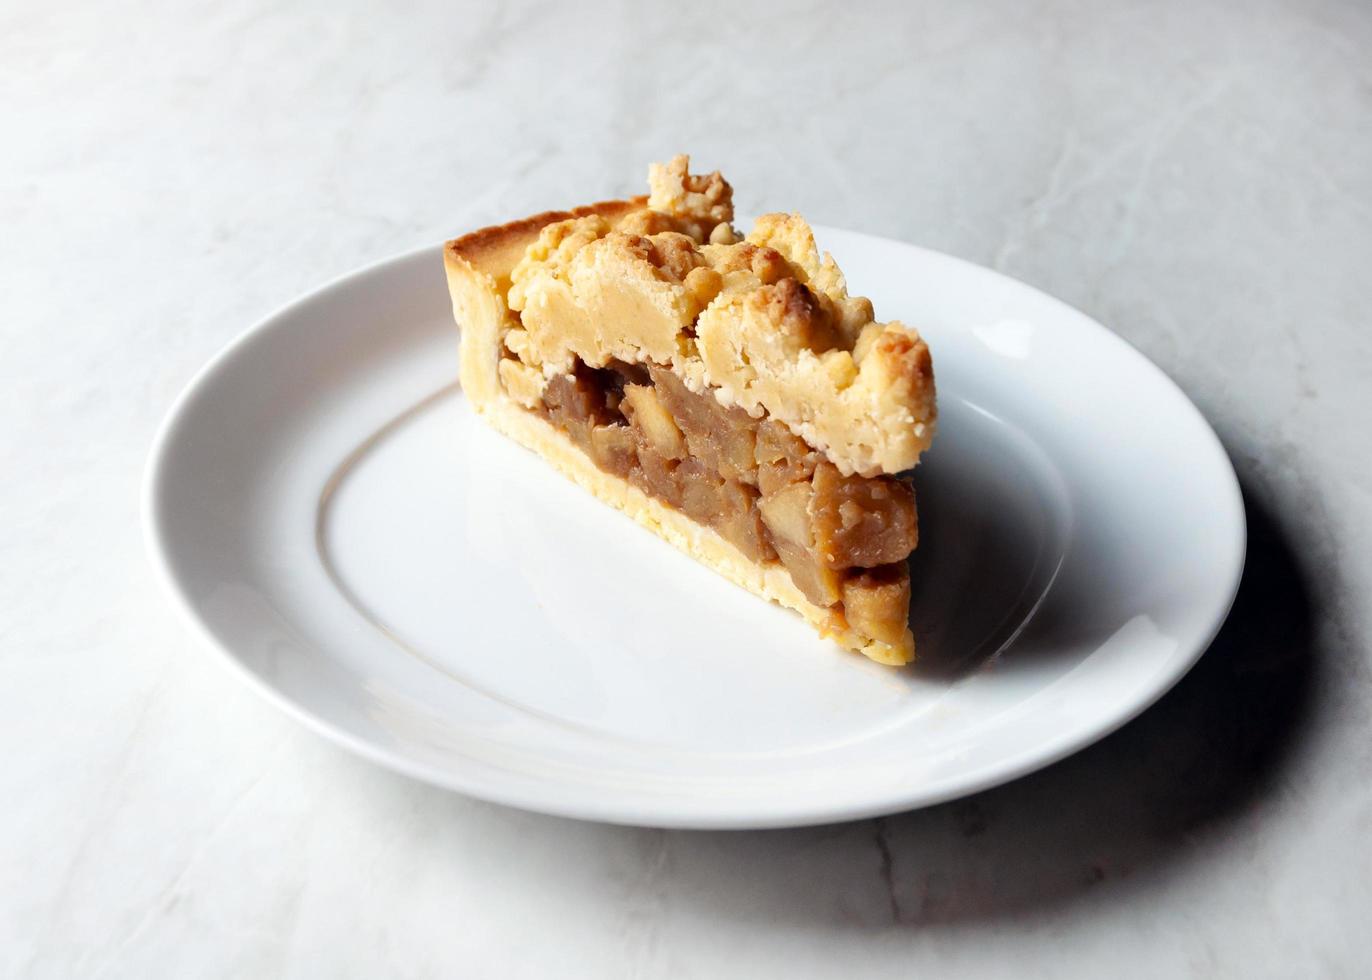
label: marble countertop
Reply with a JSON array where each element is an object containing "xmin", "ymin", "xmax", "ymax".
[{"xmin": 5, "ymin": 1, "xmax": 1370, "ymax": 976}]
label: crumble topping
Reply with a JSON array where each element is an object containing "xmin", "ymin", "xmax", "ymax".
[{"xmin": 500, "ymin": 154, "xmax": 936, "ymax": 477}]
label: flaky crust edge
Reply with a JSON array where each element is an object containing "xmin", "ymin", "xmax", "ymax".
[{"xmin": 443, "ymin": 199, "xmax": 913, "ymax": 666}]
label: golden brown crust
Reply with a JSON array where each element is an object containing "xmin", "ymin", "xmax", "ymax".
[
  {"xmin": 446, "ymin": 197, "xmax": 649, "ymax": 276},
  {"xmin": 443, "ymin": 196, "xmax": 655, "ymax": 410}
]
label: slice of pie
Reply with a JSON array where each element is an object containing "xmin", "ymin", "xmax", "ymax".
[{"xmin": 443, "ymin": 155, "xmax": 936, "ymax": 664}]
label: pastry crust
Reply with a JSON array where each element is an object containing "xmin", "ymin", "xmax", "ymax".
[
  {"xmin": 444, "ymin": 197, "xmax": 915, "ymax": 665},
  {"xmin": 445, "ymin": 198, "xmax": 646, "ymax": 408}
]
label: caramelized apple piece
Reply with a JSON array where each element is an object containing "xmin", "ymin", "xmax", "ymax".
[
  {"xmin": 774, "ymin": 539, "xmax": 843, "ymax": 608},
  {"xmin": 716, "ymin": 478, "xmax": 775, "ymax": 564},
  {"xmin": 649, "ymin": 365, "xmax": 757, "ymax": 484},
  {"xmin": 754, "ymin": 418, "xmax": 819, "ymax": 496},
  {"xmin": 811, "ymin": 462, "xmax": 918, "ymax": 569},
  {"xmin": 758, "ymin": 481, "xmax": 841, "ymax": 606},
  {"xmin": 631, "ymin": 449, "xmax": 682, "ymax": 509},
  {"xmin": 673, "ymin": 459, "xmax": 774, "ymax": 564},
  {"xmin": 677, "ymin": 458, "xmax": 723, "ymax": 525},
  {"xmin": 589, "ymin": 423, "xmax": 635, "ymax": 478},
  {"xmin": 622, "ymin": 384, "xmax": 686, "ymax": 460},
  {"xmin": 841, "ymin": 563, "xmax": 911, "ymax": 646},
  {"xmin": 542, "ymin": 368, "xmax": 620, "ymax": 454}
]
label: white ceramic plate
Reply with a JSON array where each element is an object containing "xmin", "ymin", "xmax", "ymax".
[{"xmin": 145, "ymin": 228, "xmax": 1244, "ymax": 829}]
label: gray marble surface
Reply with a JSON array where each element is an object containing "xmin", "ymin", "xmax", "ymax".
[{"xmin": 4, "ymin": 0, "xmax": 1370, "ymax": 976}]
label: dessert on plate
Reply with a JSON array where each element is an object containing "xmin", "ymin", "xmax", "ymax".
[{"xmin": 443, "ymin": 155, "xmax": 936, "ymax": 664}]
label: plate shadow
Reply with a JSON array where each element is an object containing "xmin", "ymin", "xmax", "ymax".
[
  {"xmin": 906, "ymin": 401, "xmax": 1070, "ymax": 680},
  {"xmin": 374, "ymin": 476, "xmax": 1317, "ymax": 929},
  {"xmin": 654, "ymin": 478, "xmax": 1319, "ymax": 926}
]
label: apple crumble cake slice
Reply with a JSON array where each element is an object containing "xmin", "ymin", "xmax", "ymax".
[{"xmin": 443, "ymin": 155, "xmax": 936, "ymax": 664}]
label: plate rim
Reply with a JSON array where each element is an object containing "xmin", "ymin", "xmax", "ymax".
[{"xmin": 143, "ymin": 233, "xmax": 1247, "ymax": 829}]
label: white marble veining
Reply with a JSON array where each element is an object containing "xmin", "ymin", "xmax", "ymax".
[{"xmin": 3, "ymin": 0, "xmax": 1370, "ymax": 976}]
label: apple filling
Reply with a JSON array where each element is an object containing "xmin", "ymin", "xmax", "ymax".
[{"xmin": 538, "ymin": 359, "xmax": 916, "ymax": 646}]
